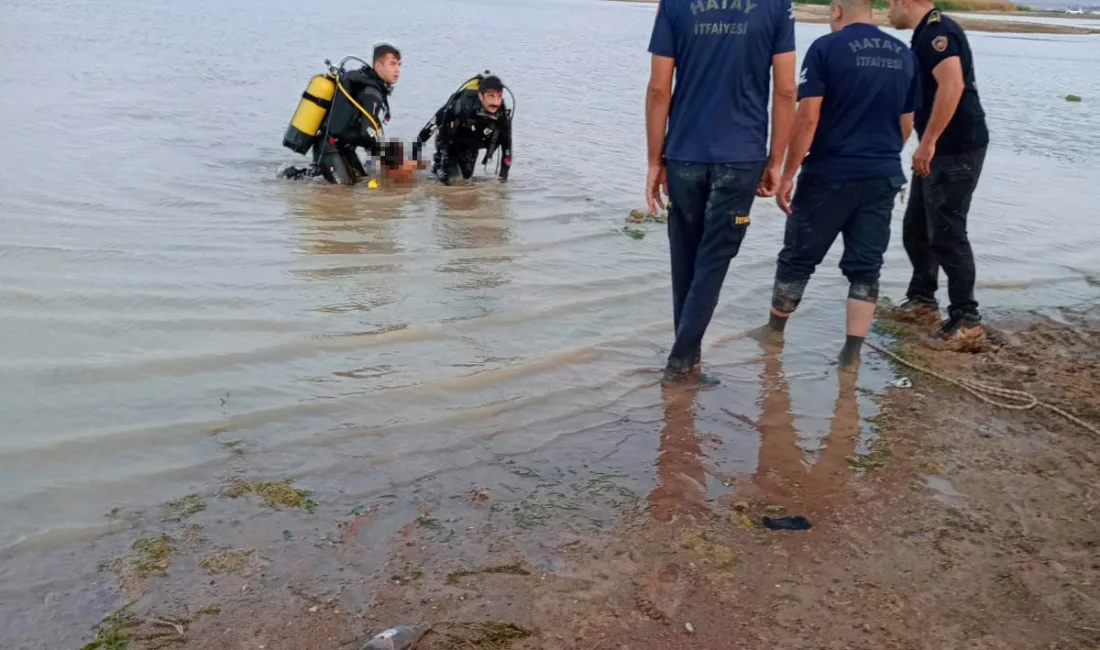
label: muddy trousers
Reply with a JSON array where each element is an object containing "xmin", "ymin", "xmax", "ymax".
[
  {"xmin": 902, "ymin": 146, "xmax": 986, "ymax": 317},
  {"xmin": 311, "ymin": 139, "xmax": 368, "ymax": 186},
  {"xmin": 773, "ymin": 176, "xmax": 905, "ymax": 310},
  {"xmin": 665, "ymin": 160, "xmax": 766, "ymax": 370},
  {"xmin": 433, "ymin": 143, "xmax": 480, "ymax": 185}
]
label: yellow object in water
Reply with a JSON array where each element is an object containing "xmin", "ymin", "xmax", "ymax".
[
  {"xmin": 367, "ymin": 179, "xmax": 379, "ymax": 189},
  {"xmin": 283, "ymin": 73, "xmax": 337, "ymax": 155}
]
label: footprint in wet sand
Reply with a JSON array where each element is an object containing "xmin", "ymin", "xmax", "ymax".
[{"xmin": 636, "ymin": 562, "xmax": 687, "ymax": 621}]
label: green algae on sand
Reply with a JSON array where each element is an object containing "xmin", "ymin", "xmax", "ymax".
[
  {"xmin": 431, "ymin": 621, "xmax": 534, "ymax": 650},
  {"xmin": 198, "ymin": 549, "xmax": 254, "ymax": 575},
  {"xmin": 224, "ymin": 478, "xmax": 317, "ymax": 512},
  {"xmin": 128, "ymin": 534, "xmax": 175, "ymax": 576},
  {"xmin": 79, "ymin": 608, "xmax": 135, "ymax": 650},
  {"xmin": 167, "ymin": 494, "xmax": 205, "ymax": 518}
]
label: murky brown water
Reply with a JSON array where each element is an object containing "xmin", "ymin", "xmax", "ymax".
[{"xmin": 1, "ymin": 0, "xmax": 1099, "ymax": 642}]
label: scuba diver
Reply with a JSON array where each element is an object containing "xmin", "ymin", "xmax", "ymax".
[
  {"xmin": 281, "ymin": 43, "xmax": 417, "ymax": 186},
  {"xmin": 413, "ymin": 73, "xmax": 514, "ymax": 185}
]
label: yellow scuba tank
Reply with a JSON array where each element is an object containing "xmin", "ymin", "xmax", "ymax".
[{"xmin": 283, "ymin": 73, "xmax": 337, "ymax": 155}]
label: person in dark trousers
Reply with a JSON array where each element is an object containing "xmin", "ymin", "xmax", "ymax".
[
  {"xmin": 887, "ymin": 0, "xmax": 989, "ymax": 345},
  {"xmin": 414, "ymin": 75, "xmax": 512, "ymax": 185},
  {"xmin": 311, "ymin": 44, "xmax": 416, "ymax": 185},
  {"xmin": 646, "ymin": 0, "xmax": 798, "ymax": 384},
  {"xmin": 760, "ymin": 0, "xmax": 921, "ymax": 371}
]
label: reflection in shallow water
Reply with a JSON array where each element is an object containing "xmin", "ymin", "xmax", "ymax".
[
  {"xmin": 646, "ymin": 336, "xmax": 866, "ymax": 524},
  {"xmin": 289, "ymin": 185, "xmax": 410, "ymax": 259},
  {"xmin": 752, "ymin": 339, "xmax": 860, "ymax": 518},
  {"xmin": 649, "ymin": 384, "xmax": 709, "ymax": 523},
  {"xmin": 432, "ymin": 185, "xmax": 515, "ymax": 298}
]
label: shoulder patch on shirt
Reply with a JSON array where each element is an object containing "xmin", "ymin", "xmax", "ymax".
[{"xmin": 932, "ymin": 35, "xmax": 948, "ymax": 52}]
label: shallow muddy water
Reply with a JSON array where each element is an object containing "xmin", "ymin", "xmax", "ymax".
[{"xmin": 1, "ymin": 0, "xmax": 1099, "ymax": 642}]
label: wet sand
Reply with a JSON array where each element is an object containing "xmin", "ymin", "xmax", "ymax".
[
  {"xmin": 35, "ymin": 305, "xmax": 1100, "ymax": 650},
  {"xmin": 613, "ymin": 0, "xmax": 1100, "ymax": 34}
]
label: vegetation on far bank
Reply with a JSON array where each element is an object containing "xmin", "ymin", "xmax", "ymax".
[
  {"xmin": 791, "ymin": 0, "xmax": 1100, "ymax": 32},
  {"xmin": 795, "ymin": 0, "xmax": 1031, "ymax": 11}
]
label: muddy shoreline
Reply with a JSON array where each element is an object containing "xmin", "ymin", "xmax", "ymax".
[
  {"xmin": 611, "ymin": 0, "xmax": 1100, "ymax": 34},
  {"xmin": 11, "ymin": 302, "xmax": 1100, "ymax": 650}
]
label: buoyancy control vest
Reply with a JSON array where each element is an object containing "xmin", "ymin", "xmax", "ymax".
[{"xmin": 324, "ymin": 66, "xmax": 391, "ymax": 148}]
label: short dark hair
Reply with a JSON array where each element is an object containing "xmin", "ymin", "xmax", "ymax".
[
  {"xmin": 479, "ymin": 75, "xmax": 504, "ymax": 93},
  {"xmin": 837, "ymin": 0, "xmax": 874, "ymax": 11},
  {"xmin": 373, "ymin": 43, "xmax": 401, "ymax": 63}
]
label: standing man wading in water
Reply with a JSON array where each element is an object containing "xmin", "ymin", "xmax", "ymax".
[
  {"xmin": 645, "ymin": 0, "xmax": 799, "ymax": 385},
  {"xmin": 759, "ymin": 0, "xmax": 921, "ymax": 371}
]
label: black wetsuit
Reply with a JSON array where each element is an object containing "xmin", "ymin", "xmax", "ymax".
[
  {"xmin": 415, "ymin": 89, "xmax": 512, "ymax": 185},
  {"xmin": 311, "ymin": 66, "xmax": 401, "ymax": 185}
]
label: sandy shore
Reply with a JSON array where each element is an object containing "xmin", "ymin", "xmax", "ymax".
[
  {"xmin": 611, "ymin": 0, "xmax": 1100, "ymax": 34},
  {"xmin": 19, "ymin": 301, "xmax": 1100, "ymax": 650}
]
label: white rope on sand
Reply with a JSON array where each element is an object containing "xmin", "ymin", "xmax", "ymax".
[{"xmin": 866, "ymin": 341, "xmax": 1100, "ymax": 438}]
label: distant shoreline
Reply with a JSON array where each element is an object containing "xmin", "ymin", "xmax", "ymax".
[{"xmin": 608, "ymin": 0, "xmax": 1100, "ymax": 34}]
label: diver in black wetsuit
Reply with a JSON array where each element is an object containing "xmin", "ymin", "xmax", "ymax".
[
  {"xmin": 284, "ymin": 44, "xmax": 413, "ymax": 186},
  {"xmin": 413, "ymin": 74, "xmax": 513, "ymax": 185}
]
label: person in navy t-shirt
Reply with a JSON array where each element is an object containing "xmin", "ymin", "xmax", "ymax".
[
  {"xmin": 759, "ymin": 0, "xmax": 920, "ymax": 371},
  {"xmin": 646, "ymin": 0, "xmax": 798, "ymax": 384}
]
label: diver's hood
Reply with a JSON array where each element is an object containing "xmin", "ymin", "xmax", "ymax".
[{"xmin": 357, "ymin": 65, "xmax": 393, "ymax": 95}]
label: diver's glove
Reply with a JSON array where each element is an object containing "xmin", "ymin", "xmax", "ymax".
[
  {"xmin": 434, "ymin": 151, "xmax": 450, "ymax": 182},
  {"xmin": 418, "ymin": 125, "xmax": 433, "ymax": 143},
  {"xmin": 498, "ymin": 157, "xmax": 511, "ymax": 183}
]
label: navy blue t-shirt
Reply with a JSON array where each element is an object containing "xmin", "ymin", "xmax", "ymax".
[
  {"xmin": 798, "ymin": 23, "xmax": 921, "ymax": 183},
  {"xmin": 911, "ymin": 9, "xmax": 989, "ymax": 155},
  {"xmin": 648, "ymin": 0, "xmax": 797, "ymax": 164}
]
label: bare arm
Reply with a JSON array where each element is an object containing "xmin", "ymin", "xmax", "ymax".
[
  {"xmin": 769, "ymin": 52, "xmax": 798, "ymax": 167},
  {"xmin": 901, "ymin": 112, "xmax": 914, "ymax": 146},
  {"xmin": 922, "ymin": 57, "xmax": 964, "ymax": 145},
  {"xmin": 780, "ymin": 97, "xmax": 822, "ymax": 182},
  {"xmin": 646, "ymin": 54, "xmax": 675, "ymax": 167}
]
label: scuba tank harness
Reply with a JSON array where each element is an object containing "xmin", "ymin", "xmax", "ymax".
[
  {"xmin": 413, "ymin": 70, "xmax": 516, "ymax": 175},
  {"xmin": 282, "ymin": 56, "xmax": 386, "ymax": 157}
]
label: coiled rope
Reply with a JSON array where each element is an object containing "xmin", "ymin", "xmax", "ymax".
[{"xmin": 866, "ymin": 341, "xmax": 1100, "ymax": 438}]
